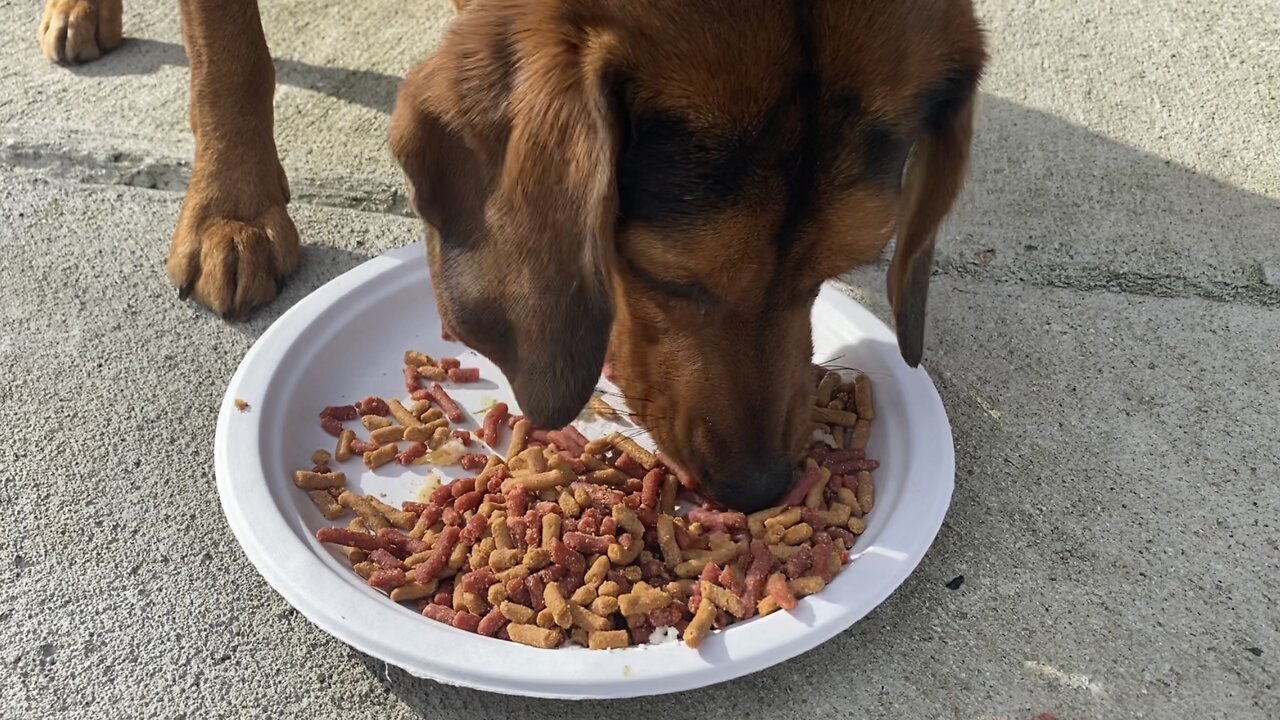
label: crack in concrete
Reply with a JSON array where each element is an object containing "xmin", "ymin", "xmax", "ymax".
[
  {"xmin": 5, "ymin": 138, "xmax": 1276, "ymax": 308},
  {"xmin": 0, "ymin": 138, "xmax": 412, "ymax": 217}
]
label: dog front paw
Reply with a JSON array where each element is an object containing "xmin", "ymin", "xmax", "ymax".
[
  {"xmin": 38, "ymin": 0, "xmax": 122, "ymax": 64},
  {"xmin": 167, "ymin": 170, "xmax": 300, "ymax": 321}
]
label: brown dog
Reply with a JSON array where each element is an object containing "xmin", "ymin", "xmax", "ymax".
[{"xmin": 43, "ymin": 0, "xmax": 985, "ymax": 511}]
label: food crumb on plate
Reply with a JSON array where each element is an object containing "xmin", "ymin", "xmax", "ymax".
[
  {"xmin": 412, "ymin": 473, "xmax": 442, "ymax": 504},
  {"xmin": 234, "ymin": 398, "xmax": 250, "ymax": 412},
  {"xmin": 648, "ymin": 627, "xmax": 680, "ymax": 646}
]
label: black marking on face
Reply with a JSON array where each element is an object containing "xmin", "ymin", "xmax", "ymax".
[
  {"xmin": 616, "ymin": 112, "xmax": 754, "ymax": 228},
  {"xmin": 770, "ymin": 0, "xmax": 822, "ymax": 255}
]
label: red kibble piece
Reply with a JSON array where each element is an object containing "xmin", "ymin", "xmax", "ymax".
[
  {"xmin": 320, "ymin": 417, "xmax": 343, "ymax": 437},
  {"xmin": 451, "ymin": 429, "xmax": 474, "ymax": 446},
  {"xmin": 425, "ymin": 383, "xmax": 464, "ymax": 423},
  {"xmin": 447, "ymin": 367, "xmax": 481, "ymax": 383},
  {"xmin": 397, "ymin": 442, "xmax": 429, "ymax": 465},
  {"xmin": 368, "ymin": 568, "xmax": 407, "ymax": 591},
  {"xmin": 356, "ymin": 396, "xmax": 390, "ymax": 416},
  {"xmin": 349, "ymin": 439, "xmax": 378, "ymax": 454},
  {"xmin": 459, "ymin": 454, "xmax": 488, "ymax": 471},
  {"xmin": 422, "ymin": 604, "xmax": 455, "ymax": 624},
  {"xmin": 319, "ymin": 405, "xmax": 358, "ymax": 421},
  {"xmin": 439, "ymin": 357, "xmax": 462, "ymax": 371},
  {"xmin": 404, "ymin": 364, "xmax": 422, "ymax": 394}
]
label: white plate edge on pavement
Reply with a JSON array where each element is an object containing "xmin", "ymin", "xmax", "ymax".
[{"xmin": 214, "ymin": 240, "xmax": 954, "ymax": 699}]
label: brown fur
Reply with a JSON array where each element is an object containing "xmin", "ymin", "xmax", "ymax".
[
  {"xmin": 392, "ymin": 0, "xmax": 985, "ymax": 509},
  {"xmin": 42, "ymin": 0, "xmax": 984, "ymax": 510}
]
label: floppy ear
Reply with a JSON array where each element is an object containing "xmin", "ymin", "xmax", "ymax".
[
  {"xmin": 390, "ymin": 8, "xmax": 621, "ymax": 427},
  {"xmin": 887, "ymin": 71, "xmax": 980, "ymax": 367}
]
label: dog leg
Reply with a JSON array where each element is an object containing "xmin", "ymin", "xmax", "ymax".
[
  {"xmin": 168, "ymin": 0, "xmax": 299, "ymax": 320},
  {"xmin": 38, "ymin": 0, "xmax": 122, "ymax": 64}
]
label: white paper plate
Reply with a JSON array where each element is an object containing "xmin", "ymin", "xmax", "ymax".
[{"xmin": 215, "ymin": 240, "xmax": 954, "ymax": 699}]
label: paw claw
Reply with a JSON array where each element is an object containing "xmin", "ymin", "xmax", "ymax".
[{"xmin": 178, "ymin": 283, "xmax": 192, "ymax": 301}]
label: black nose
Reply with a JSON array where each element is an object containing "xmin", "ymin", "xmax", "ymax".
[{"xmin": 703, "ymin": 456, "xmax": 793, "ymax": 513}]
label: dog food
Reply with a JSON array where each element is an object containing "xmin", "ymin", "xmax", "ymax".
[{"xmin": 298, "ymin": 350, "xmax": 877, "ymax": 650}]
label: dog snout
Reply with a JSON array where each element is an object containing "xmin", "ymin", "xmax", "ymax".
[{"xmin": 702, "ymin": 454, "xmax": 793, "ymax": 513}]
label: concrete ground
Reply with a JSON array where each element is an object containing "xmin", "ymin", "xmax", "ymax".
[{"xmin": 2, "ymin": 0, "xmax": 1277, "ymax": 718}]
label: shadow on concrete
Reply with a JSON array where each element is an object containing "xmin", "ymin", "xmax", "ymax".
[{"xmin": 69, "ymin": 38, "xmax": 401, "ymax": 115}]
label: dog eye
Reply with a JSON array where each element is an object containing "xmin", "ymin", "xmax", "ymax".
[{"xmin": 625, "ymin": 260, "xmax": 717, "ymax": 304}]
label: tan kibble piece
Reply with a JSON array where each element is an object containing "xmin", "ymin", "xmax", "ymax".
[
  {"xmin": 500, "ymin": 601, "xmax": 535, "ymax": 625},
  {"xmin": 293, "ymin": 470, "xmax": 347, "ymax": 490},
  {"xmin": 789, "ymin": 575, "xmax": 827, "ymax": 598},
  {"xmin": 462, "ymin": 591, "xmax": 486, "ymax": 617},
  {"xmin": 590, "ymin": 595, "xmax": 620, "ymax": 616},
  {"xmin": 387, "ymin": 399, "xmax": 422, "ymax": 428},
  {"xmin": 390, "ymin": 581, "xmax": 437, "ymax": 602},
  {"xmin": 584, "ymin": 556, "xmax": 611, "ymax": 588},
  {"xmin": 586, "ymin": 395, "xmax": 620, "ymax": 419},
  {"xmin": 583, "ymin": 439, "xmax": 610, "ymax": 455},
  {"xmin": 816, "ymin": 371, "xmax": 842, "ymax": 406},
  {"xmin": 700, "ymin": 580, "xmax": 749, "ymax": 618},
  {"xmin": 490, "ymin": 516, "xmax": 514, "ymax": 551},
  {"xmin": 830, "ymin": 424, "xmax": 846, "ymax": 449},
  {"xmin": 311, "ymin": 449, "xmax": 331, "ymax": 466},
  {"xmin": 452, "ymin": 581, "xmax": 467, "ymax": 612},
  {"xmin": 361, "ymin": 414, "xmax": 392, "ymax": 431},
  {"xmin": 403, "ymin": 424, "xmax": 432, "ymax": 443},
  {"xmin": 544, "ymin": 582, "xmax": 574, "ymax": 629},
  {"xmin": 506, "ymin": 418, "xmax": 531, "ymax": 460},
  {"xmin": 656, "ymin": 514, "xmax": 683, "ymax": 567},
  {"xmin": 756, "ymin": 596, "xmax": 780, "ymax": 616},
  {"xmin": 338, "ymin": 492, "xmax": 390, "ymax": 531},
  {"xmin": 488, "ymin": 548, "xmax": 522, "ymax": 571},
  {"xmin": 469, "ymin": 536, "xmax": 496, "ymax": 570},
  {"xmin": 853, "ymin": 373, "xmax": 875, "ymax": 420},
  {"xmin": 622, "ymin": 565, "xmax": 643, "ymax": 582},
  {"xmin": 420, "ymin": 408, "xmax": 445, "ymax": 424},
  {"xmin": 617, "ymin": 581, "xmax": 672, "ymax": 617},
  {"xmin": 570, "ymin": 584, "xmax": 597, "ymax": 606},
  {"xmin": 363, "ymin": 444, "xmax": 398, "ymax": 469},
  {"xmin": 768, "ymin": 543, "xmax": 803, "ymax": 560},
  {"xmin": 607, "ymin": 432, "xmax": 657, "ymax": 470},
  {"xmin": 507, "ymin": 623, "xmax": 562, "ymax": 649},
  {"xmin": 487, "ymin": 582, "xmax": 508, "ymax": 606},
  {"xmin": 836, "ymin": 487, "xmax": 859, "ymax": 512},
  {"xmin": 848, "ymin": 516, "xmax": 867, "ymax": 534},
  {"xmin": 362, "ymin": 496, "xmax": 415, "ymax": 530},
  {"xmin": 495, "ymin": 565, "xmax": 530, "ymax": 584},
  {"xmin": 418, "ymin": 365, "xmax": 448, "ymax": 382},
  {"xmin": 851, "ymin": 419, "xmax": 871, "ymax": 450},
  {"xmin": 804, "ymin": 469, "xmax": 831, "ymax": 509},
  {"xmin": 597, "ymin": 581, "xmax": 622, "ymax": 597},
  {"xmin": 448, "ymin": 541, "xmax": 470, "ymax": 571},
  {"xmin": 569, "ymin": 604, "xmax": 612, "ymax": 631},
  {"xmin": 584, "ymin": 468, "xmax": 628, "ymax": 486},
  {"xmin": 683, "ymin": 597, "xmax": 716, "ymax": 649},
  {"xmin": 765, "ymin": 507, "xmax": 803, "ymax": 530},
  {"xmin": 782, "ymin": 522, "xmax": 814, "ymax": 545},
  {"xmin": 408, "ymin": 400, "xmax": 432, "ymax": 417},
  {"xmin": 502, "ymin": 468, "xmax": 574, "ymax": 493},
  {"xmin": 541, "ymin": 513, "xmax": 563, "ymax": 549},
  {"xmin": 429, "ymin": 425, "xmax": 451, "ymax": 450},
  {"xmin": 856, "ymin": 471, "xmax": 874, "ymax": 514},
  {"xmin": 335, "ymin": 429, "xmax": 356, "ymax": 462},
  {"xmin": 570, "ymin": 627, "xmax": 590, "ymax": 647},
  {"xmin": 523, "ymin": 547, "xmax": 551, "ymax": 570},
  {"xmin": 812, "ymin": 406, "xmax": 858, "ymax": 427},
  {"xmin": 581, "ymin": 454, "xmax": 607, "ymax": 472},
  {"xmin": 588, "ymin": 629, "xmax": 630, "ymax": 650},
  {"xmin": 660, "ymin": 474, "xmax": 678, "ymax": 515},
  {"xmin": 352, "ymin": 561, "xmax": 376, "ymax": 580},
  {"xmin": 535, "ymin": 607, "xmax": 556, "ymax": 629},
  {"xmin": 343, "ymin": 519, "xmax": 370, "ymax": 564},
  {"xmin": 307, "ymin": 490, "xmax": 345, "ymax": 520},
  {"xmin": 404, "ymin": 350, "xmax": 435, "ymax": 367},
  {"xmin": 665, "ymin": 579, "xmax": 696, "ymax": 602},
  {"xmin": 558, "ymin": 491, "xmax": 582, "ymax": 518},
  {"xmin": 370, "ymin": 425, "xmax": 405, "ymax": 445}
]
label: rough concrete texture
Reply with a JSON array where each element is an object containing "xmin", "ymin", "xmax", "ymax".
[{"xmin": 1, "ymin": 0, "xmax": 1277, "ymax": 718}]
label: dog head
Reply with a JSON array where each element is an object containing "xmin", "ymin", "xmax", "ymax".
[{"xmin": 391, "ymin": 0, "xmax": 985, "ymax": 511}]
